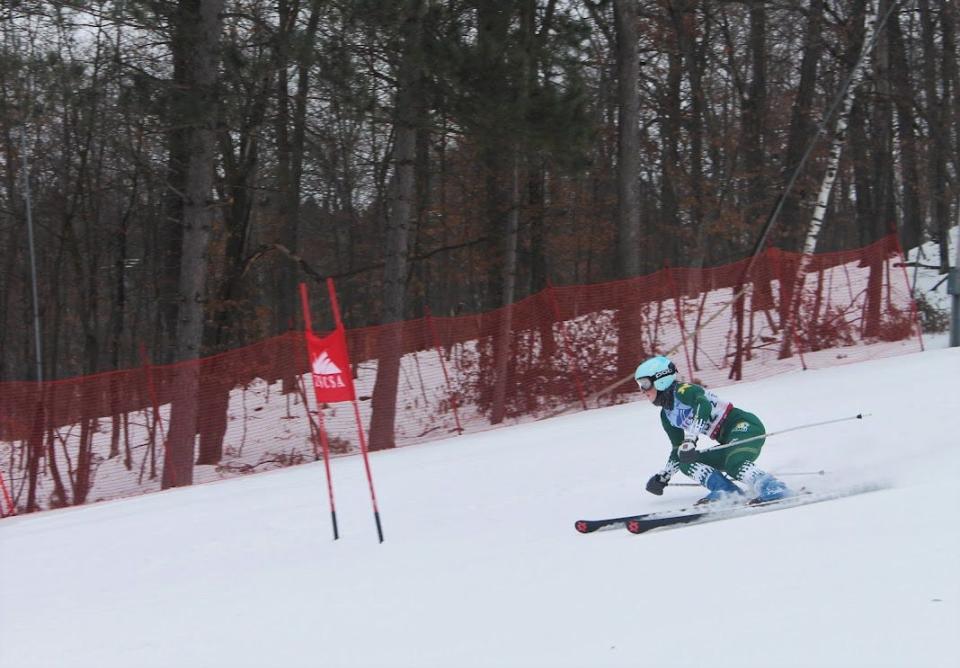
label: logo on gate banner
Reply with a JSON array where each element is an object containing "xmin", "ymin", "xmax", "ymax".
[{"xmin": 307, "ymin": 329, "xmax": 356, "ymax": 403}]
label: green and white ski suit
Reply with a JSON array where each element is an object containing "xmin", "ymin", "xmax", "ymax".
[{"xmin": 656, "ymin": 382, "xmax": 766, "ymax": 481}]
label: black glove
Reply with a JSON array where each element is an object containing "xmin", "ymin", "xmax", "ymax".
[
  {"xmin": 677, "ymin": 438, "xmax": 698, "ymax": 464},
  {"xmin": 645, "ymin": 473, "xmax": 669, "ymax": 496}
]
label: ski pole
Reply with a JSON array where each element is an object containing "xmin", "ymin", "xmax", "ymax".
[
  {"xmin": 668, "ymin": 470, "xmax": 827, "ymax": 487},
  {"xmin": 702, "ymin": 413, "xmax": 871, "ymax": 453}
]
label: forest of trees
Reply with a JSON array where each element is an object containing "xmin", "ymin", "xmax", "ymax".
[{"xmin": 1, "ymin": 0, "xmax": 957, "ymax": 384}]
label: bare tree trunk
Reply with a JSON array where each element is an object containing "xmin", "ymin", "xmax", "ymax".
[
  {"xmin": 888, "ymin": 6, "xmax": 924, "ymax": 253},
  {"xmin": 613, "ymin": 0, "xmax": 645, "ymax": 381},
  {"xmin": 476, "ymin": 4, "xmax": 512, "ymax": 313},
  {"xmin": 917, "ymin": 0, "xmax": 951, "ymax": 272},
  {"xmin": 778, "ymin": 0, "xmax": 825, "ymax": 252},
  {"xmin": 490, "ymin": 157, "xmax": 520, "ymax": 425},
  {"xmin": 195, "ymin": 30, "xmax": 275, "ymax": 465},
  {"xmin": 863, "ymin": 0, "xmax": 896, "ymax": 337},
  {"xmin": 369, "ymin": 0, "xmax": 424, "ymax": 450},
  {"xmin": 871, "ymin": 1, "xmax": 896, "ymax": 241},
  {"xmin": 109, "ymin": 200, "xmax": 133, "ymax": 461},
  {"xmin": 943, "ymin": 4, "xmax": 959, "ymax": 187},
  {"xmin": 25, "ymin": 402, "xmax": 44, "ymax": 512},
  {"xmin": 275, "ymin": 0, "xmax": 322, "ymax": 346},
  {"xmin": 46, "ymin": 426, "xmax": 68, "ymax": 508},
  {"xmin": 851, "ymin": 98, "xmax": 875, "ymax": 247},
  {"xmin": 670, "ymin": 0, "xmax": 706, "ymax": 270},
  {"xmin": 490, "ymin": 0, "xmax": 540, "ymax": 424},
  {"xmin": 614, "ymin": 0, "xmax": 641, "ymax": 279},
  {"xmin": 732, "ymin": 0, "xmax": 768, "ymax": 380},
  {"xmin": 660, "ymin": 22, "xmax": 682, "ymax": 266},
  {"xmin": 741, "ymin": 0, "xmax": 767, "ymax": 232},
  {"xmin": 779, "ymin": 0, "xmax": 880, "ymax": 359},
  {"xmin": 162, "ymin": 0, "xmax": 224, "ymax": 489},
  {"xmin": 73, "ymin": 416, "xmax": 95, "ymax": 505},
  {"xmin": 160, "ymin": 43, "xmax": 189, "ymax": 365},
  {"xmin": 278, "ymin": 0, "xmax": 321, "ymax": 382}
]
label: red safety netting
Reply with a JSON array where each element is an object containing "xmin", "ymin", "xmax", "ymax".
[{"xmin": 0, "ymin": 235, "xmax": 922, "ymax": 515}]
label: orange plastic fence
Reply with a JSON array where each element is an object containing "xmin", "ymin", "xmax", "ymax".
[{"xmin": 0, "ymin": 235, "xmax": 922, "ymax": 515}]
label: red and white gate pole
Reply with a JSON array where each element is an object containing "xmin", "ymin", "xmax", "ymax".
[
  {"xmin": 299, "ymin": 283, "xmax": 340, "ymax": 540},
  {"xmin": 327, "ymin": 278, "xmax": 384, "ymax": 543}
]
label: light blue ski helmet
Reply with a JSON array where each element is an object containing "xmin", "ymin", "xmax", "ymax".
[{"xmin": 634, "ymin": 355, "xmax": 678, "ymax": 391}]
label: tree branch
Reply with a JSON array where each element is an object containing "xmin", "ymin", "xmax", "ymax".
[{"xmin": 241, "ymin": 236, "xmax": 490, "ymax": 283}]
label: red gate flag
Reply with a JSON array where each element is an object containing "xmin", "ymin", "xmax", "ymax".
[{"xmin": 306, "ymin": 329, "xmax": 356, "ymax": 403}]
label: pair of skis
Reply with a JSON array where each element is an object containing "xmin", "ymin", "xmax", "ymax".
[{"xmin": 575, "ymin": 483, "xmax": 885, "ymax": 535}]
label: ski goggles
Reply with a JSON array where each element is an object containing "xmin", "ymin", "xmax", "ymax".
[{"xmin": 636, "ymin": 376, "xmax": 654, "ymax": 391}]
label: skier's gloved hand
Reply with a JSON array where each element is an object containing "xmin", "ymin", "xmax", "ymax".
[
  {"xmin": 677, "ymin": 437, "xmax": 698, "ymax": 464},
  {"xmin": 645, "ymin": 472, "xmax": 670, "ymax": 496}
]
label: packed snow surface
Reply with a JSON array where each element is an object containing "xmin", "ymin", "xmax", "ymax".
[{"xmin": 1, "ymin": 340, "xmax": 958, "ymax": 668}]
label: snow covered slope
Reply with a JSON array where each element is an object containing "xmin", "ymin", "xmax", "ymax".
[{"xmin": 1, "ymin": 342, "xmax": 958, "ymax": 668}]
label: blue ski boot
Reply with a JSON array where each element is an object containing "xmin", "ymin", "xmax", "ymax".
[
  {"xmin": 735, "ymin": 461, "xmax": 791, "ymax": 503},
  {"xmin": 691, "ymin": 465, "xmax": 744, "ymax": 505},
  {"xmin": 752, "ymin": 475, "xmax": 790, "ymax": 503}
]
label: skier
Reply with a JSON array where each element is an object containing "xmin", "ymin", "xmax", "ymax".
[{"xmin": 635, "ymin": 355, "xmax": 791, "ymax": 504}]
